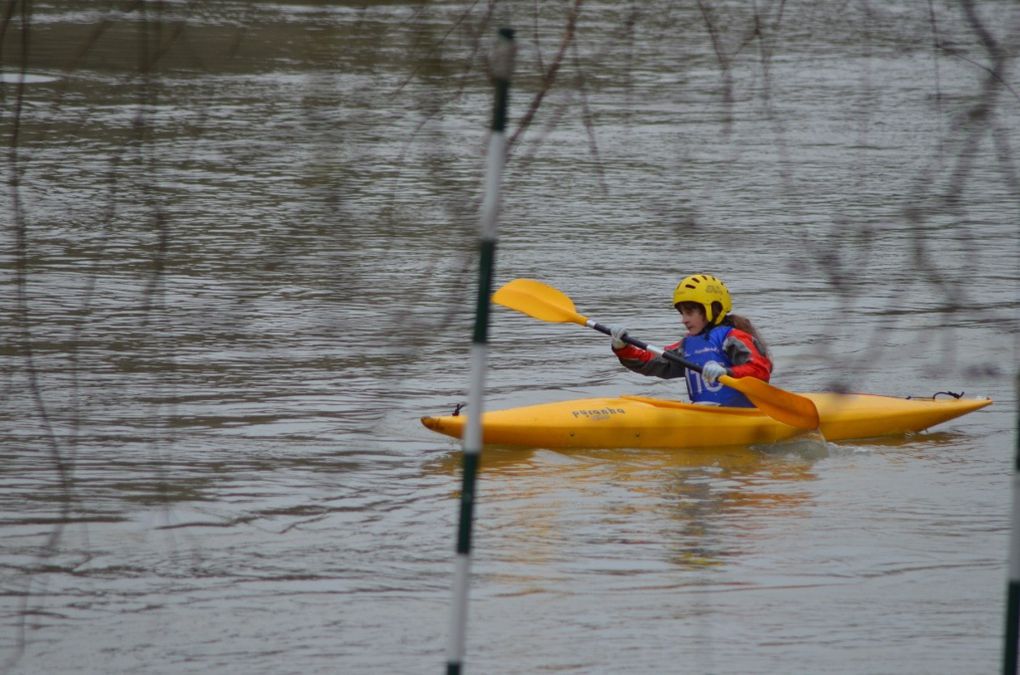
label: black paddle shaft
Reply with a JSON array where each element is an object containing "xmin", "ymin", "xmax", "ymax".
[{"xmin": 590, "ymin": 321, "xmax": 704, "ymax": 374}]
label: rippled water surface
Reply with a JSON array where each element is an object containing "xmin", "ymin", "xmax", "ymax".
[{"xmin": 1, "ymin": 2, "xmax": 1018, "ymax": 673}]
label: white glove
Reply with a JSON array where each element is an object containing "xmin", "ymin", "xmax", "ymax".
[
  {"xmin": 608, "ymin": 324, "xmax": 629, "ymax": 350},
  {"xmin": 702, "ymin": 361, "xmax": 729, "ymax": 384}
]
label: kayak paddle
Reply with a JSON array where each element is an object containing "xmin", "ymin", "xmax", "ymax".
[{"xmin": 491, "ymin": 278, "xmax": 820, "ymax": 430}]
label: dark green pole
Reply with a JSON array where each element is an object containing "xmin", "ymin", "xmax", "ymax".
[
  {"xmin": 1004, "ymin": 373, "xmax": 1020, "ymax": 674},
  {"xmin": 446, "ymin": 28, "xmax": 515, "ymax": 675}
]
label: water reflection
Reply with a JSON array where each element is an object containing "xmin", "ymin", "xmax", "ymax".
[{"xmin": 426, "ymin": 442, "xmax": 819, "ymax": 570}]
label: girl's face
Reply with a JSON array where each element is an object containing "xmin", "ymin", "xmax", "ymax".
[{"xmin": 677, "ymin": 303, "xmax": 708, "ymax": 335}]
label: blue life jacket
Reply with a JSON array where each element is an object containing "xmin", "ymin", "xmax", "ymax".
[{"xmin": 682, "ymin": 325, "xmax": 754, "ymax": 408}]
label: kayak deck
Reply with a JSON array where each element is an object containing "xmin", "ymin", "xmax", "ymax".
[{"xmin": 421, "ymin": 392, "xmax": 992, "ymax": 450}]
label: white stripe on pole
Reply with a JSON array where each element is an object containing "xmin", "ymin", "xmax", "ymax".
[
  {"xmin": 479, "ymin": 132, "xmax": 505, "ymax": 240},
  {"xmin": 447, "ymin": 553, "xmax": 472, "ymax": 665},
  {"xmin": 462, "ymin": 343, "xmax": 488, "ymax": 459}
]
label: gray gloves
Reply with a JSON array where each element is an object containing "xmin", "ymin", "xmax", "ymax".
[
  {"xmin": 608, "ymin": 324, "xmax": 629, "ymax": 350},
  {"xmin": 702, "ymin": 361, "xmax": 729, "ymax": 384}
]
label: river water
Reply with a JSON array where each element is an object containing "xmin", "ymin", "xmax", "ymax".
[{"xmin": 1, "ymin": 1, "xmax": 1018, "ymax": 673}]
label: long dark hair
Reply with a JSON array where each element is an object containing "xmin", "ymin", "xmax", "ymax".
[
  {"xmin": 679, "ymin": 300, "xmax": 771, "ymax": 358},
  {"xmin": 722, "ymin": 311, "xmax": 770, "ymax": 358}
]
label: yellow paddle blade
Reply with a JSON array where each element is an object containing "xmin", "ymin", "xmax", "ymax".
[
  {"xmin": 492, "ymin": 278, "xmax": 589, "ymax": 325},
  {"xmin": 719, "ymin": 374, "xmax": 820, "ymax": 430}
]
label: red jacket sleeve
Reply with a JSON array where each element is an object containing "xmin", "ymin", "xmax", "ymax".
[
  {"xmin": 613, "ymin": 341, "xmax": 686, "ymax": 379},
  {"xmin": 722, "ymin": 329, "xmax": 772, "ymax": 381}
]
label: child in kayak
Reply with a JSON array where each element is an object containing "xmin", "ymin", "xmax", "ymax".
[{"xmin": 609, "ymin": 274, "xmax": 771, "ymax": 408}]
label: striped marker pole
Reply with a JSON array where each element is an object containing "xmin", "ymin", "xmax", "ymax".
[
  {"xmin": 1005, "ymin": 376, "xmax": 1020, "ymax": 674},
  {"xmin": 447, "ymin": 28, "xmax": 515, "ymax": 675}
]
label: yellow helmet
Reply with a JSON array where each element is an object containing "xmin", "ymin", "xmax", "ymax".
[{"xmin": 672, "ymin": 274, "xmax": 732, "ymax": 324}]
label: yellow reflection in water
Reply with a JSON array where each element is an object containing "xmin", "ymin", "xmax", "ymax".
[{"xmin": 424, "ymin": 438, "xmax": 823, "ymax": 571}]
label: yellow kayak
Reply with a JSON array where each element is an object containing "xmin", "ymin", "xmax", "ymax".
[{"xmin": 421, "ymin": 392, "xmax": 992, "ymax": 449}]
